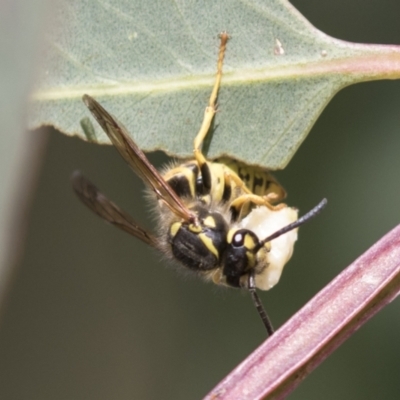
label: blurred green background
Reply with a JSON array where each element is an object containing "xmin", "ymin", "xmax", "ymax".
[{"xmin": 1, "ymin": 1, "xmax": 400, "ymax": 399}]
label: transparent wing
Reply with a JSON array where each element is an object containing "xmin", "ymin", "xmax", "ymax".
[
  {"xmin": 83, "ymin": 95, "xmax": 196, "ymax": 223},
  {"xmin": 71, "ymin": 171, "xmax": 159, "ymax": 249}
]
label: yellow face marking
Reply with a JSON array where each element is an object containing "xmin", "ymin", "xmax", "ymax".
[
  {"xmin": 198, "ymin": 233, "xmax": 219, "ymax": 259},
  {"xmin": 246, "ymin": 251, "xmax": 256, "ymax": 268},
  {"xmin": 244, "ymin": 233, "xmax": 256, "ymax": 250},
  {"xmin": 264, "ymin": 242, "xmax": 271, "ymax": 252},
  {"xmin": 203, "ymin": 216, "xmax": 216, "ymax": 228},
  {"xmin": 170, "ymin": 222, "xmax": 181, "ymax": 238},
  {"xmin": 227, "ymin": 229, "xmax": 235, "ymax": 244},
  {"xmin": 188, "ymin": 224, "xmax": 202, "ymax": 233}
]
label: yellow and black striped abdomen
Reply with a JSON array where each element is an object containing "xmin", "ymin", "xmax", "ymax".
[
  {"xmin": 216, "ymin": 157, "xmax": 286, "ymax": 203},
  {"xmin": 161, "ymin": 157, "xmax": 285, "ymax": 207}
]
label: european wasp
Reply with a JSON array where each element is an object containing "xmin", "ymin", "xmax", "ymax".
[{"xmin": 72, "ymin": 33, "xmax": 326, "ymax": 336}]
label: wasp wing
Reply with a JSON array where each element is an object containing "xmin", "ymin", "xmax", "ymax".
[
  {"xmin": 83, "ymin": 95, "xmax": 195, "ymax": 223},
  {"xmin": 71, "ymin": 171, "xmax": 159, "ymax": 249}
]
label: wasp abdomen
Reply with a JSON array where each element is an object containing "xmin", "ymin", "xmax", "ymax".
[{"xmin": 216, "ymin": 157, "xmax": 286, "ymax": 202}]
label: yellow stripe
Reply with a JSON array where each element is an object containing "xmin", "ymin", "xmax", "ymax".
[
  {"xmin": 203, "ymin": 216, "xmax": 216, "ymax": 228},
  {"xmin": 227, "ymin": 229, "xmax": 235, "ymax": 244},
  {"xmin": 246, "ymin": 251, "xmax": 256, "ymax": 268},
  {"xmin": 198, "ymin": 233, "xmax": 219, "ymax": 259},
  {"xmin": 170, "ymin": 222, "xmax": 181, "ymax": 238},
  {"xmin": 244, "ymin": 233, "xmax": 256, "ymax": 250}
]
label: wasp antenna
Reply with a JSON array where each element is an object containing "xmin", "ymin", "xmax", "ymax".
[
  {"xmin": 255, "ymin": 198, "xmax": 328, "ymax": 252},
  {"xmin": 248, "ymin": 272, "xmax": 274, "ymax": 336}
]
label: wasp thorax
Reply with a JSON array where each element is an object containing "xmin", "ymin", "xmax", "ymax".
[{"xmin": 168, "ymin": 205, "xmax": 228, "ymax": 272}]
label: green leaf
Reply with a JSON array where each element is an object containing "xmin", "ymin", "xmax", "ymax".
[{"xmin": 29, "ymin": 0, "xmax": 400, "ymax": 169}]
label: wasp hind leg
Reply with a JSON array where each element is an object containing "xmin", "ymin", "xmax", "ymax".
[{"xmin": 193, "ymin": 32, "xmax": 229, "ymax": 193}]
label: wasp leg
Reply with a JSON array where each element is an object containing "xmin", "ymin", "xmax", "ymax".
[
  {"xmin": 224, "ymin": 170, "xmax": 252, "ymax": 195},
  {"xmin": 262, "ymin": 177, "xmax": 287, "ymax": 203},
  {"xmin": 193, "ymin": 32, "xmax": 229, "ymax": 192},
  {"xmin": 248, "ymin": 272, "xmax": 274, "ymax": 336},
  {"xmin": 230, "ymin": 193, "xmax": 287, "ymax": 214},
  {"xmin": 230, "ymin": 193, "xmax": 287, "ymax": 221},
  {"xmin": 230, "ymin": 193, "xmax": 286, "ymax": 222}
]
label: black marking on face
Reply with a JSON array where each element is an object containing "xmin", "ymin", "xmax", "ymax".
[
  {"xmin": 223, "ymin": 229, "xmax": 260, "ymax": 288},
  {"xmin": 170, "ymin": 227, "xmax": 218, "ymax": 270}
]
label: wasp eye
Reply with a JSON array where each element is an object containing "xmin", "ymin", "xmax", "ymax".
[{"xmin": 232, "ymin": 232, "xmax": 244, "ymax": 247}]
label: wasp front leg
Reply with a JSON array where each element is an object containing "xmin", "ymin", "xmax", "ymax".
[{"xmin": 193, "ymin": 32, "xmax": 229, "ymax": 194}]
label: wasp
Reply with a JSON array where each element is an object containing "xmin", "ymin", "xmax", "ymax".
[{"xmin": 72, "ymin": 33, "xmax": 327, "ymax": 336}]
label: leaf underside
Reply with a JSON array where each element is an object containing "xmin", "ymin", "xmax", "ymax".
[{"xmin": 30, "ymin": 0, "xmax": 400, "ymax": 168}]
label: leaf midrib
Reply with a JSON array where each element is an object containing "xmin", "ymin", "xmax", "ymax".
[{"xmin": 32, "ymin": 46, "xmax": 400, "ymax": 101}]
